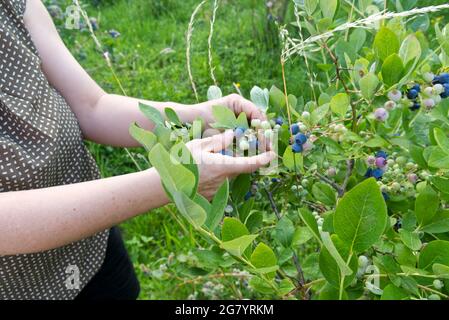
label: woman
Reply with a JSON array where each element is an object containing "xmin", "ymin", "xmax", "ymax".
[{"xmin": 0, "ymin": 0, "xmax": 276, "ymax": 300}]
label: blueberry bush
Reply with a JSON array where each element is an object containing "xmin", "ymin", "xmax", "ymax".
[
  {"xmin": 128, "ymin": 0, "xmax": 449, "ymax": 300},
  {"xmin": 51, "ymin": 0, "xmax": 449, "ymax": 299}
]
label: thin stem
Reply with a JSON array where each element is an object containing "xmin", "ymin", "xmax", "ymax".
[{"xmin": 340, "ymin": 159, "xmax": 355, "ymax": 197}]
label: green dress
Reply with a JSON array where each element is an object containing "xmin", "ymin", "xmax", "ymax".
[{"xmin": 0, "ymin": 0, "xmax": 109, "ymax": 299}]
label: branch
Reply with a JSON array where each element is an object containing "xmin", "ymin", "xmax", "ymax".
[
  {"xmin": 340, "ymin": 159, "xmax": 355, "ymax": 197},
  {"xmin": 322, "ymin": 42, "xmax": 358, "ymax": 132}
]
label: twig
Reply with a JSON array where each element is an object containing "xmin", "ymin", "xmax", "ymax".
[
  {"xmin": 322, "ymin": 42, "xmax": 358, "ymax": 131},
  {"xmin": 340, "ymin": 159, "xmax": 355, "ymax": 197},
  {"xmin": 315, "ymin": 171, "xmax": 343, "ymax": 195}
]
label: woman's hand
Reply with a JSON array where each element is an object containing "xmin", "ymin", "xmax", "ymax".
[
  {"xmin": 186, "ymin": 130, "xmax": 276, "ymax": 200},
  {"xmin": 199, "ymin": 94, "xmax": 267, "ymax": 128}
]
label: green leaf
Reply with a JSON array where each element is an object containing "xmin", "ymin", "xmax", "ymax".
[
  {"xmin": 221, "ymin": 235, "xmax": 258, "ymax": 257},
  {"xmin": 164, "ymin": 107, "xmax": 182, "ymax": 126},
  {"xmin": 381, "ymin": 284, "xmax": 409, "ymax": 300},
  {"xmin": 148, "ymin": 144, "xmax": 196, "ymax": 198},
  {"xmin": 212, "ymin": 105, "xmax": 237, "ymax": 129},
  {"xmin": 418, "ymin": 240, "xmax": 449, "ymax": 271},
  {"xmin": 432, "ymin": 263, "xmax": 449, "ymax": 279},
  {"xmin": 399, "ymin": 34, "xmax": 421, "ymax": 66},
  {"xmin": 221, "ymin": 217, "xmax": 249, "ymax": 242},
  {"xmin": 232, "ymin": 174, "xmax": 251, "ymax": 203},
  {"xmin": 349, "ymin": 28, "xmax": 366, "ymax": 53},
  {"xmin": 283, "ymin": 146, "xmax": 303, "ymax": 172},
  {"xmin": 248, "ymin": 276, "xmax": 275, "ymax": 294},
  {"xmin": 421, "ymin": 210, "xmax": 449, "ymax": 234},
  {"xmin": 311, "ymin": 103, "xmax": 330, "ymax": 125},
  {"xmin": 250, "ymin": 243, "xmax": 278, "ymax": 279},
  {"xmin": 292, "ymin": 226, "xmax": 314, "ymax": 246},
  {"xmin": 129, "ymin": 122, "xmax": 157, "ymax": 152},
  {"xmin": 250, "ymin": 86, "xmax": 269, "ymax": 111},
  {"xmin": 334, "ymin": 178, "xmax": 388, "ymax": 253},
  {"xmin": 330, "ymin": 93, "xmax": 350, "ymax": 118},
  {"xmin": 319, "ymin": 0, "xmax": 338, "ymax": 20},
  {"xmin": 207, "ymin": 85, "xmax": 222, "ymax": 101},
  {"xmin": 428, "ymin": 147, "xmax": 449, "ymax": 169},
  {"xmin": 415, "ymin": 186, "xmax": 439, "ymax": 226},
  {"xmin": 359, "ymin": 73, "xmax": 379, "ymax": 100},
  {"xmin": 304, "ymin": 0, "xmax": 318, "ymax": 15},
  {"xmin": 319, "ymin": 234, "xmax": 357, "ymax": 288},
  {"xmin": 319, "ymin": 283, "xmax": 348, "ymax": 300},
  {"xmin": 139, "ymin": 103, "xmax": 164, "ymax": 126},
  {"xmin": 435, "ymin": 23, "xmax": 449, "ymax": 57},
  {"xmin": 269, "ymin": 85, "xmax": 286, "ymax": 112},
  {"xmin": 374, "ymin": 27, "xmax": 400, "ymax": 61},
  {"xmin": 172, "ymin": 191, "xmax": 207, "ymax": 228},
  {"xmin": 381, "ymin": 54, "xmax": 404, "ymax": 87},
  {"xmin": 236, "ymin": 113, "xmax": 249, "ymax": 129},
  {"xmin": 312, "ymin": 182, "xmax": 337, "ymax": 206},
  {"xmin": 273, "ymin": 217, "xmax": 295, "ymax": 247},
  {"xmin": 432, "ymin": 177, "xmax": 449, "ymax": 195},
  {"xmin": 298, "ymin": 208, "xmax": 321, "ymax": 243},
  {"xmin": 398, "ymin": 229, "xmax": 422, "ymax": 251},
  {"xmin": 434, "ymin": 128, "xmax": 449, "ymax": 154},
  {"xmin": 205, "ymin": 180, "xmax": 229, "ymax": 231}
]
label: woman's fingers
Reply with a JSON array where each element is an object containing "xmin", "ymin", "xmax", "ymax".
[
  {"xmin": 199, "ymin": 130, "xmax": 234, "ymax": 152},
  {"xmin": 227, "ymin": 94, "xmax": 267, "ymax": 121},
  {"xmin": 227, "ymin": 151, "xmax": 277, "ymax": 174}
]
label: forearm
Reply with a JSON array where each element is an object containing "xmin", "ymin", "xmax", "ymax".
[
  {"xmin": 81, "ymin": 93, "xmax": 218, "ymax": 146},
  {"xmin": 0, "ymin": 168, "xmax": 168, "ymax": 255}
]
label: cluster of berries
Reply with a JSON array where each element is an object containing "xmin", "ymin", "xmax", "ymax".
[
  {"xmin": 365, "ymin": 151, "xmax": 389, "ymax": 180},
  {"xmin": 328, "ymin": 123, "xmax": 349, "ymax": 142},
  {"xmin": 406, "ymin": 72, "xmax": 449, "ymax": 111}
]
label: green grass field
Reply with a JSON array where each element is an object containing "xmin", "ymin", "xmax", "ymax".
[{"xmin": 51, "ymin": 0, "xmax": 303, "ymax": 299}]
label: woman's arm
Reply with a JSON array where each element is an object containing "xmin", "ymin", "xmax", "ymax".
[
  {"xmin": 0, "ymin": 130, "xmax": 276, "ymax": 255},
  {"xmin": 23, "ymin": 1, "xmax": 265, "ymax": 147},
  {"xmin": 0, "ymin": 168, "xmax": 168, "ymax": 255}
]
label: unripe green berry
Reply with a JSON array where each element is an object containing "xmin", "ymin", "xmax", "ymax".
[
  {"xmin": 433, "ymin": 279, "xmax": 444, "ymax": 290},
  {"xmin": 428, "ymin": 294, "xmax": 441, "ymax": 300}
]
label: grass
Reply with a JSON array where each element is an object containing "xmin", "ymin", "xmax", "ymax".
[{"xmin": 50, "ymin": 0, "xmax": 303, "ymax": 299}]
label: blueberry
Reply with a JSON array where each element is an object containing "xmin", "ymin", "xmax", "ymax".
[
  {"xmin": 271, "ymin": 178, "xmax": 280, "ymax": 183},
  {"xmin": 375, "ymin": 157, "xmax": 387, "ymax": 168},
  {"xmin": 374, "ymin": 108, "xmax": 389, "ymax": 122},
  {"xmin": 234, "ymin": 127, "xmax": 246, "ymax": 139},
  {"xmin": 382, "ymin": 192, "xmax": 390, "ymax": 201},
  {"xmin": 434, "ymin": 73, "xmax": 449, "ymax": 84},
  {"xmin": 292, "ymin": 143, "xmax": 303, "ymax": 153},
  {"xmin": 244, "ymin": 191, "xmax": 253, "ymax": 201},
  {"xmin": 372, "ymin": 168, "xmax": 384, "ymax": 180},
  {"xmin": 248, "ymin": 139, "xmax": 258, "ymax": 150},
  {"xmin": 295, "ymin": 133, "xmax": 308, "ymax": 145},
  {"xmin": 365, "ymin": 168, "xmax": 373, "ymax": 178},
  {"xmin": 375, "ymin": 151, "xmax": 388, "ymax": 159},
  {"xmin": 275, "ymin": 117, "xmax": 284, "ymax": 126},
  {"xmin": 412, "ymin": 84, "xmax": 421, "ymax": 93},
  {"xmin": 410, "ymin": 101, "xmax": 421, "ymax": 111},
  {"xmin": 407, "ymin": 89, "xmax": 419, "ymax": 100},
  {"xmin": 291, "ymin": 123, "xmax": 300, "ymax": 135},
  {"xmin": 441, "ymin": 83, "xmax": 449, "ymax": 99}
]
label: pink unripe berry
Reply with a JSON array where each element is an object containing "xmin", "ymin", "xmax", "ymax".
[
  {"xmin": 384, "ymin": 100, "xmax": 396, "ymax": 110},
  {"xmin": 366, "ymin": 156, "xmax": 376, "ymax": 166},
  {"xmin": 302, "ymin": 142, "xmax": 314, "ymax": 152},
  {"xmin": 374, "ymin": 108, "xmax": 389, "ymax": 122},
  {"xmin": 408, "ymin": 173, "xmax": 418, "ymax": 184},
  {"xmin": 388, "ymin": 90, "xmax": 402, "ymax": 102},
  {"xmin": 375, "ymin": 157, "xmax": 387, "ymax": 169},
  {"xmin": 423, "ymin": 98, "xmax": 436, "ymax": 109}
]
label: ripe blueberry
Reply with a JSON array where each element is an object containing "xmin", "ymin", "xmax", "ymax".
[
  {"xmin": 441, "ymin": 83, "xmax": 449, "ymax": 99},
  {"xmin": 407, "ymin": 89, "xmax": 419, "ymax": 100},
  {"xmin": 290, "ymin": 123, "xmax": 300, "ymax": 135},
  {"xmin": 376, "ymin": 151, "xmax": 388, "ymax": 159},
  {"xmin": 412, "ymin": 84, "xmax": 421, "ymax": 93},
  {"xmin": 292, "ymin": 143, "xmax": 303, "ymax": 153},
  {"xmin": 295, "ymin": 133, "xmax": 308, "ymax": 145},
  {"xmin": 234, "ymin": 127, "xmax": 246, "ymax": 139},
  {"xmin": 434, "ymin": 73, "xmax": 449, "ymax": 84},
  {"xmin": 410, "ymin": 101, "xmax": 421, "ymax": 111},
  {"xmin": 275, "ymin": 117, "xmax": 284, "ymax": 126}
]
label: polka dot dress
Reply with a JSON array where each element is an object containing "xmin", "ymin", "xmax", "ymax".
[{"xmin": 0, "ymin": 0, "xmax": 109, "ymax": 299}]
